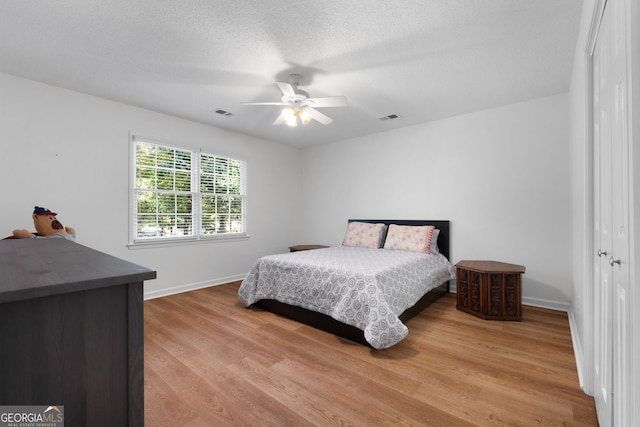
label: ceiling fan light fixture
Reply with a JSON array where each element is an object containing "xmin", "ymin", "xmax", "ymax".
[
  {"xmin": 299, "ymin": 109, "xmax": 312, "ymax": 125},
  {"xmin": 283, "ymin": 107, "xmax": 298, "ymax": 127},
  {"xmin": 282, "ymin": 107, "xmax": 313, "ymax": 127}
]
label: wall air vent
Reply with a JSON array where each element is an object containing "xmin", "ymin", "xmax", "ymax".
[
  {"xmin": 378, "ymin": 114, "xmax": 400, "ymax": 121},
  {"xmin": 213, "ymin": 109, "xmax": 234, "ymax": 117}
]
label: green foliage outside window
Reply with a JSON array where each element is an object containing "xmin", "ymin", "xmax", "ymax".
[{"xmin": 133, "ymin": 140, "xmax": 244, "ymax": 240}]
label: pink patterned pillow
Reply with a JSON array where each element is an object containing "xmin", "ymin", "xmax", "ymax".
[
  {"xmin": 383, "ymin": 224, "xmax": 435, "ymax": 254},
  {"xmin": 342, "ymin": 222, "xmax": 387, "ymax": 249}
]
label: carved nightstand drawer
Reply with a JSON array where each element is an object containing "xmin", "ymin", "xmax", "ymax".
[{"xmin": 455, "ymin": 260, "xmax": 525, "ymax": 321}]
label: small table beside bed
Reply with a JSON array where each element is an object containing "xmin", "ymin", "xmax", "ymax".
[{"xmin": 238, "ymin": 219, "xmax": 455, "ymax": 349}]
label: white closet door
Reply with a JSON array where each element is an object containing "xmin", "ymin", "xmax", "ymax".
[
  {"xmin": 593, "ymin": 5, "xmax": 613, "ymax": 419},
  {"xmin": 609, "ymin": 1, "xmax": 631, "ymax": 425}
]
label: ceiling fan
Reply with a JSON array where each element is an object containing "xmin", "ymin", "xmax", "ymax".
[{"xmin": 241, "ymin": 74, "xmax": 348, "ymax": 127}]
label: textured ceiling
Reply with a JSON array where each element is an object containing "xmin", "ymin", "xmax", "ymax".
[{"xmin": 0, "ymin": 0, "xmax": 583, "ymax": 148}]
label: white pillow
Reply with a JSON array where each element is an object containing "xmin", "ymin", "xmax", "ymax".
[
  {"xmin": 430, "ymin": 228, "xmax": 440, "ymax": 254},
  {"xmin": 342, "ymin": 222, "xmax": 387, "ymax": 249},
  {"xmin": 383, "ymin": 224, "xmax": 435, "ymax": 254}
]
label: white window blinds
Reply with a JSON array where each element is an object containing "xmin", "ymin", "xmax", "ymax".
[{"xmin": 132, "ymin": 137, "xmax": 246, "ymax": 243}]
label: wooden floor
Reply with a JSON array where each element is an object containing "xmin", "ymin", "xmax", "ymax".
[{"xmin": 144, "ymin": 281, "xmax": 598, "ymax": 426}]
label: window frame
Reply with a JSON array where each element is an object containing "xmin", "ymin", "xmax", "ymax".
[{"xmin": 129, "ymin": 135, "xmax": 247, "ymax": 247}]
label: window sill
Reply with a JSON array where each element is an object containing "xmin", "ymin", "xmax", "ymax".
[{"xmin": 127, "ymin": 234, "xmax": 250, "ymax": 250}]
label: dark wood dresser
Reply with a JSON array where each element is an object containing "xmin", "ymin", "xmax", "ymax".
[
  {"xmin": 0, "ymin": 238, "xmax": 156, "ymax": 426},
  {"xmin": 455, "ymin": 260, "xmax": 525, "ymax": 321}
]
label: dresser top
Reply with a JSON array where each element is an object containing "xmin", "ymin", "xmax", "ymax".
[
  {"xmin": 0, "ymin": 238, "xmax": 156, "ymax": 303},
  {"xmin": 455, "ymin": 260, "xmax": 525, "ymax": 274}
]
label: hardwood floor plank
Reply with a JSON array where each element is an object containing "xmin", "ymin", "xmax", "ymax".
[
  {"xmin": 144, "ymin": 367, "xmax": 200, "ymax": 426},
  {"xmin": 144, "ymin": 282, "xmax": 597, "ymax": 426}
]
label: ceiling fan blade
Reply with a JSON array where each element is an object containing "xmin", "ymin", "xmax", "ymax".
[
  {"xmin": 276, "ymin": 81, "xmax": 297, "ymax": 98},
  {"xmin": 306, "ymin": 96, "xmax": 348, "ymax": 108},
  {"xmin": 241, "ymin": 101, "xmax": 285, "ymax": 106},
  {"xmin": 304, "ymin": 107, "xmax": 333, "ymax": 125}
]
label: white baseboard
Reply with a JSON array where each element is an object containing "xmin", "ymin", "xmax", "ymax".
[
  {"xmin": 567, "ymin": 307, "xmax": 586, "ymax": 391},
  {"xmin": 149, "ymin": 277, "xmax": 571, "ymax": 314},
  {"xmin": 143, "ymin": 274, "xmax": 246, "ymax": 300},
  {"xmin": 522, "ymin": 296, "xmax": 570, "ymax": 312}
]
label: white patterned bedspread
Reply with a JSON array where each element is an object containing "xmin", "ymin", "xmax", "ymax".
[{"xmin": 238, "ymin": 246, "xmax": 455, "ymax": 349}]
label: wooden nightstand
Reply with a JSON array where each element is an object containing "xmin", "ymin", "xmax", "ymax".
[
  {"xmin": 455, "ymin": 260, "xmax": 525, "ymax": 321},
  {"xmin": 288, "ymin": 244, "xmax": 329, "ymax": 252}
]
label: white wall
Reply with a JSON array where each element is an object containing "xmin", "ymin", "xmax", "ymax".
[
  {"xmin": 0, "ymin": 72, "xmax": 303, "ymax": 298},
  {"xmin": 0, "ymin": 71, "xmax": 575, "ymax": 308},
  {"xmin": 302, "ymin": 94, "xmax": 573, "ymax": 308},
  {"xmin": 568, "ymin": 0, "xmax": 596, "ymax": 393}
]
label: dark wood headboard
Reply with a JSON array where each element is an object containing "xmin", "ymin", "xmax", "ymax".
[{"xmin": 347, "ymin": 219, "xmax": 451, "ymax": 260}]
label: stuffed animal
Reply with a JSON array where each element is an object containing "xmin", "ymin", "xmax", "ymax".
[{"xmin": 12, "ymin": 206, "xmax": 76, "ymax": 241}]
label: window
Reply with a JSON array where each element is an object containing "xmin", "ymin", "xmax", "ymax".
[{"xmin": 131, "ymin": 137, "xmax": 246, "ymax": 244}]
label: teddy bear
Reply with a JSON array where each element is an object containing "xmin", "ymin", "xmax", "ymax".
[{"xmin": 12, "ymin": 206, "xmax": 76, "ymax": 241}]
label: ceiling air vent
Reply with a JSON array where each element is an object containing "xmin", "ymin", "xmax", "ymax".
[
  {"xmin": 378, "ymin": 114, "xmax": 400, "ymax": 121},
  {"xmin": 213, "ymin": 109, "xmax": 234, "ymax": 117}
]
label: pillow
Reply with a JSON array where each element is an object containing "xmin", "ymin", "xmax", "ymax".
[
  {"xmin": 342, "ymin": 222, "xmax": 387, "ymax": 249},
  {"xmin": 430, "ymin": 228, "xmax": 440, "ymax": 254},
  {"xmin": 383, "ymin": 224, "xmax": 435, "ymax": 254}
]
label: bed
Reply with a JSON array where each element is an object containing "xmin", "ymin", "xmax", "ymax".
[{"xmin": 237, "ymin": 219, "xmax": 455, "ymax": 349}]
